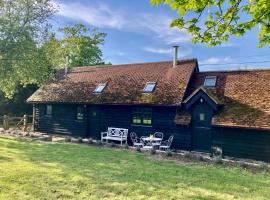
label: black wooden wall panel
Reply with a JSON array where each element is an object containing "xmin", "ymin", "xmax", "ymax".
[
  {"xmin": 34, "ymin": 104, "xmax": 87, "ymax": 137},
  {"xmin": 34, "ymin": 104, "xmax": 192, "ymax": 149},
  {"xmin": 32, "ymin": 103, "xmax": 270, "ymax": 162},
  {"xmin": 212, "ymin": 127, "xmax": 270, "ymax": 162}
]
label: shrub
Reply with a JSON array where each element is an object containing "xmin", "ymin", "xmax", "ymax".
[
  {"xmin": 78, "ymin": 137, "xmax": 83, "ymax": 143},
  {"xmin": 184, "ymin": 152, "xmax": 192, "ymax": 159},
  {"xmin": 165, "ymin": 150, "xmax": 173, "ymax": 157},
  {"xmin": 97, "ymin": 141, "xmax": 103, "ymax": 146},
  {"xmin": 124, "ymin": 143, "xmax": 129, "ymax": 149},
  {"xmin": 150, "ymin": 148, "xmax": 156, "ymax": 155},
  {"xmin": 109, "ymin": 143, "xmax": 116, "ymax": 148},
  {"xmin": 214, "ymin": 158, "xmax": 223, "ymax": 165},
  {"xmin": 198, "ymin": 155, "xmax": 205, "ymax": 162},
  {"xmin": 239, "ymin": 161, "xmax": 249, "ymax": 169},
  {"xmin": 88, "ymin": 138, "xmax": 93, "ymax": 144},
  {"xmin": 211, "ymin": 146, "xmax": 223, "ymax": 158},
  {"xmin": 171, "ymin": 149, "xmax": 177, "ymax": 153},
  {"xmin": 136, "ymin": 146, "xmax": 141, "ymax": 152},
  {"xmin": 65, "ymin": 137, "xmax": 71, "ymax": 142},
  {"xmin": 260, "ymin": 163, "xmax": 270, "ymax": 172}
]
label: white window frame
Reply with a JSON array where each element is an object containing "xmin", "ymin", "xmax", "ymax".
[
  {"xmin": 93, "ymin": 83, "xmax": 107, "ymax": 93},
  {"xmin": 143, "ymin": 82, "xmax": 156, "ymax": 93},
  {"xmin": 204, "ymin": 76, "xmax": 217, "ymax": 87}
]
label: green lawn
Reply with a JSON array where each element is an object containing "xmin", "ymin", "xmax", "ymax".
[{"xmin": 0, "ymin": 136, "xmax": 269, "ymax": 200}]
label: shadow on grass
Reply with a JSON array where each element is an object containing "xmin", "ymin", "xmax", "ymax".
[{"xmin": 1, "ymin": 136, "xmax": 270, "ymax": 199}]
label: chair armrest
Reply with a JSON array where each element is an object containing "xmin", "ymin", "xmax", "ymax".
[{"xmin": 101, "ymin": 132, "xmax": 108, "ymax": 137}]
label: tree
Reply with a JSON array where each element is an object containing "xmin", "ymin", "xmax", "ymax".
[
  {"xmin": 150, "ymin": 0, "xmax": 270, "ymax": 47},
  {"xmin": 0, "ymin": 0, "xmax": 55, "ymax": 97},
  {"xmin": 42, "ymin": 24, "xmax": 107, "ymax": 68},
  {"xmin": 0, "ymin": 84, "xmax": 37, "ymax": 116}
]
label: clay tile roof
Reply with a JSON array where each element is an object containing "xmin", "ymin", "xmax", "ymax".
[
  {"xmin": 27, "ymin": 59, "xmax": 198, "ymax": 105},
  {"xmin": 190, "ymin": 69, "xmax": 270, "ymax": 130}
]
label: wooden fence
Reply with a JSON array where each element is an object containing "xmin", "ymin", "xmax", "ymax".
[{"xmin": 0, "ymin": 115, "xmax": 33, "ymax": 132}]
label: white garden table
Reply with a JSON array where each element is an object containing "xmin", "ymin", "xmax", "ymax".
[
  {"xmin": 142, "ymin": 137, "xmax": 162, "ymax": 149},
  {"xmin": 142, "ymin": 137, "xmax": 162, "ymax": 143}
]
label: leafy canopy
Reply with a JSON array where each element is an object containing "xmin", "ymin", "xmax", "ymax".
[
  {"xmin": 150, "ymin": 0, "xmax": 270, "ymax": 47},
  {"xmin": 43, "ymin": 24, "xmax": 106, "ymax": 68},
  {"xmin": 0, "ymin": 0, "xmax": 55, "ymax": 98},
  {"xmin": 0, "ymin": 0, "xmax": 107, "ymax": 98}
]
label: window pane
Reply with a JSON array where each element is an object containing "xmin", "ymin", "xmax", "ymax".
[
  {"xmin": 204, "ymin": 76, "xmax": 217, "ymax": 87},
  {"xmin": 132, "ymin": 108, "xmax": 152, "ymax": 125},
  {"xmin": 93, "ymin": 83, "xmax": 106, "ymax": 93},
  {"xmin": 143, "ymin": 83, "xmax": 156, "ymax": 93},
  {"xmin": 199, "ymin": 113, "xmax": 205, "ymax": 121},
  {"xmin": 77, "ymin": 106, "xmax": 84, "ymax": 120},
  {"xmin": 143, "ymin": 109, "xmax": 152, "ymax": 125},
  {"xmin": 132, "ymin": 109, "xmax": 142, "ymax": 124},
  {"xmin": 46, "ymin": 105, "xmax": 52, "ymax": 115}
]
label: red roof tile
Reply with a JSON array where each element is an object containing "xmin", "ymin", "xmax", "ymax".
[
  {"xmin": 190, "ymin": 69, "xmax": 270, "ymax": 130},
  {"xmin": 27, "ymin": 59, "xmax": 198, "ymax": 105}
]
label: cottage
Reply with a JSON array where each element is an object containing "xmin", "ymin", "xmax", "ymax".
[{"xmin": 27, "ymin": 48, "xmax": 270, "ymax": 162}]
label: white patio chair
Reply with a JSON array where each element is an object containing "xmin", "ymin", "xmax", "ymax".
[
  {"xmin": 152, "ymin": 132, "xmax": 163, "ymax": 146},
  {"xmin": 154, "ymin": 132, "xmax": 164, "ymax": 140},
  {"xmin": 159, "ymin": 135, "xmax": 174, "ymax": 151},
  {"xmin": 130, "ymin": 132, "xmax": 143, "ymax": 148}
]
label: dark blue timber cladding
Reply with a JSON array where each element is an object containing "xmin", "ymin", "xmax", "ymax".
[
  {"xmin": 212, "ymin": 127, "xmax": 270, "ymax": 162},
  {"xmin": 91, "ymin": 105, "xmax": 191, "ymax": 150},
  {"xmin": 34, "ymin": 104, "xmax": 87, "ymax": 137},
  {"xmin": 33, "ymin": 103, "xmax": 270, "ymax": 162},
  {"xmin": 33, "ymin": 104, "xmax": 191, "ymax": 149}
]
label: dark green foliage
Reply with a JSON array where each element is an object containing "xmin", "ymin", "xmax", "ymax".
[
  {"xmin": 0, "ymin": 84, "xmax": 37, "ymax": 116},
  {"xmin": 214, "ymin": 158, "xmax": 223, "ymax": 165},
  {"xmin": 88, "ymin": 138, "xmax": 93, "ymax": 144},
  {"xmin": 150, "ymin": 0, "xmax": 270, "ymax": 47},
  {"xmin": 124, "ymin": 143, "xmax": 129, "ymax": 149},
  {"xmin": 109, "ymin": 143, "xmax": 116, "ymax": 148},
  {"xmin": 78, "ymin": 137, "xmax": 83, "ymax": 143},
  {"xmin": 150, "ymin": 148, "xmax": 156, "ymax": 155},
  {"xmin": 184, "ymin": 152, "xmax": 193, "ymax": 159},
  {"xmin": 43, "ymin": 24, "xmax": 107, "ymax": 68},
  {"xmin": 165, "ymin": 150, "xmax": 173, "ymax": 157},
  {"xmin": 239, "ymin": 161, "xmax": 249, "ymax": 169},
  {"xmin": 136, "ymin": 146, "xmax": 141, "ymax": 152}
]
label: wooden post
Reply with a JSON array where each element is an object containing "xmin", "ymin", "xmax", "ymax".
[
  {"xmin": 3, "ymin": 115, "xmax": 9, "ymax": 130},
  {"xmin": 32, "ymin": 104, "xmax": 35, "ymax": 132},
  {"xmin": 23, "ymin": 114, "xmax": 28, "ymax": 132}
]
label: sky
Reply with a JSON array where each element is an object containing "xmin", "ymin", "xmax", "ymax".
[{"xmin": 52, "ymin": 0, "xmax": 270, "ymax": 71}]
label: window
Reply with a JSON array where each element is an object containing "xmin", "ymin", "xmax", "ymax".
[
  {"xmin": 204, "ymin": 76, "xmax": 217, "ymax": 87},
  {"xmin": 76, "ymin": 106, "xmax": 84, "ymax": 120},
  {"xmin": 143, "ymin": 82, "xmax": 156, "ymax": 93},
  {"xmin": 45, "ymin": 105, "xmax": 52, "ymax": 116},
  {"xmin": 93, "ymin": 83, "xmax": 107, "ymax": 93},
  {"xmin": 199, "ymin": 113, "xmax": 205, "ymax": 121},
  {"xmin": 132, "ymin": 108, "xmax": 152, "ymax": 125}
]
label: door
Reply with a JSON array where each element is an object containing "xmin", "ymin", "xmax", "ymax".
[
  {"xmin": 88, "ymin": 106, "xmax": 101, "ymax": 139},
  {"xmin": 191, "ymin": 102, "xmax": 212, "ymax": 152}
]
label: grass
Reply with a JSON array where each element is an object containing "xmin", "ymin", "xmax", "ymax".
[{"xmin": 0, "ymin": 136, "xmax": 270, "ymax": 200}]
